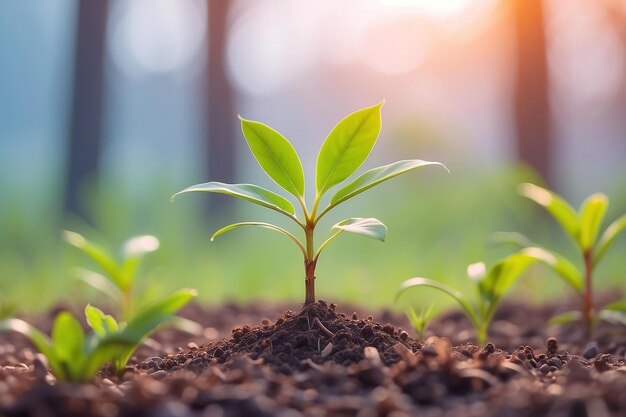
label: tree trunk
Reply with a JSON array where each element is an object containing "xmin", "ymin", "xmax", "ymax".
[
  {"xmin": 512, "ymin": 0, "xmax": 552, "ymax": 185},
  {"xmin": 64, "ymin": 0, "xmax": 109, "ymax": 220},
  {"xmin": 205, "ymin": 0, "xmax": 235, "ymax": 211}
]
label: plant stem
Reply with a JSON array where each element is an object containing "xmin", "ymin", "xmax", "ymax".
[
  {"xmin": 582, "ymin": 250, "xmax": 594, "ymax": 338},
  {"xmin": 304, "ymin": 221, "xmax": 316, "ymax": 305},
  {"xmin": 122, "ymin": 287, "xmax": 133, "ymax": 321}
]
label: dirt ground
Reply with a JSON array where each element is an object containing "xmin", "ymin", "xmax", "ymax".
[{"xmin": 1, "ymin": 298, "xmax": 625, "ymax": 417}]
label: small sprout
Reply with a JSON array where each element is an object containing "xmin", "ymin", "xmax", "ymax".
[
  {"xmin": 0, "ymin": 289, "xmax": 196, "ymax": 381},
  {"xmin": 397, "ymin": 253, "xmax": 536, "ymax": 344},
  {"xmin": 172, "ymin": 103, "xmax": 447, "ymax": 305},
  {"xmin": 63, "ymin": 230, "xmax": 160, "ymax": 319},
  {"xmin": 502, "ymin": 184, "xmax": 626, "ymax": 337},
  {"xmin": 406, "ymin": 305, "xmax": 435, "ymax": 340},
  {"xmin": 63, "ymin": 231, "xmax": 200, "ymax": 372}
]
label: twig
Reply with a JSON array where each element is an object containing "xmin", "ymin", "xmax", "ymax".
[{"xmin": 312, "ymin": 317, "xmax": 334, "ymax": 338}]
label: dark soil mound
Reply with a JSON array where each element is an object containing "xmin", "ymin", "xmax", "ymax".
[{"xmin": 152, "ymin": 300, "xmax": 420, "ymax": 375}]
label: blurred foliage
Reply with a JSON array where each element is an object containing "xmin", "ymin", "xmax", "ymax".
[{"xmin": 1, "ymin": 164, "xmax": 626, "ymax": 315}]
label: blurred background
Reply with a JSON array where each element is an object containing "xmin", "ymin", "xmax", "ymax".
[{"xmin": 1, "ymin": 0, "xmax": 625, "ymax": 313}]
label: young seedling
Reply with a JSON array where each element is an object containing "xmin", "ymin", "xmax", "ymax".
[
  {"xmin": 397, "ymin": 255, "xmax": 535, "ymax": 344},
  {"xmin": 172, "ymin": 102, "xmax": 446, "ymax": 305},
  {"xmin": 497, "ymin": 183, "xmax": 626, "ymax": 336},
  {"xmin": 0, "ymin": 288, "xmax": 196, "ymax": 381},
  {"xmin": 63, "ymin": 230, "xmax": 160, "ymax": 321},
  {"xmin": 405, "ymin": 305, "xmax": 436, "ymax": 340}
]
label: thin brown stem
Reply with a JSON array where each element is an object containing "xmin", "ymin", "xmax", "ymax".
[
  {"xmin": 304, "ymin": 259, "xmax": 316, "ymax": 305},
  {"xmin": 304, "ymin": 220, "xmax": 317, "ymax": 305}
]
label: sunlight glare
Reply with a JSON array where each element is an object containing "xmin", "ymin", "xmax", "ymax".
[
  {"xmin": 108, "ymin": 0, "xmax": 206, "ymax": 77},
  {"xmin": 369, "ymin": 0, "xmax": 474, "ymax": 19},
  {"xmin": 360, "ymin": 20, "xmax": 432, "ymax": 75},
  {"xmin": 226, "ymin": 2, "xmax": 320, "ymax": 96}
]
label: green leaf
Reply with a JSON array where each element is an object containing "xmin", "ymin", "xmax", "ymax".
[
  {"xmin": 406, "ymin": 305, "xmax": 435, "ymax": 339},
  {"xmin": 120, "ymin": 288, "xmax": 197, "ymax": 343},
  {"xmin": 488, "ymin": 231, "xmax": 534, "ymax": 249},
  {"xmin": 211, "ymin": 222, "xmax": 306, "ymax": 255},
  {"xmin": 603, "ymin": 300, "xmax": 626, "ymax": 313},
  {"xmin": 316, "ymin": 102, "xmax": 384, "ymax": 196},
  {"xmin": 594, "ymin": 214, "xmax": 626, "ymax": 267},
  {"xmin": 520, "ymin": 247, "xmax": 583, "ymax": 293},
  {"xmin": 331, "ymin": 217, "xmax": 387, "ymax": 242},
  {"xmin": 169, "ymin": 316, "xmax": 203, "ymax": 335},
  {"xmin": 63, "ymin": 230, "xmax": 123, "ymax": 288},
  {"xmin": 519, "ymin": 183, "xmax": 579, "ymax": 241},
  {"xmin": 578, "ymin": 193, "xmax": 608, "ymax": 251},
  {"xmin": 93, "ymin": 288, "xmax": 197, "ymax": 371},
  {"xmin": 118, "ymin": 235, "xmax": 159, "ymax": 289},
  {"xmin": 548, "ymin": 311, "xmax": 582, "ymax": 326},
  {"xmin": 171, "ymin": 182, "xmax": 295, "ymax": 216},
  {"xmin": 0, "ymin": 318, "xmax": 63, "ymax": 377},
  {"xmin": 239, "ymin": 117, "xmax": 305, "ymax": 198},
  {"xmin": 75, "ymin": 268, "xmax": 123, "ymax": 301},
  {"xmin": 82, "ymin": 339, "xmax": 135, "ymax": 381},
  {"xmin": 51, "ymin": 312, "xmax": 85, "ymax": 364},
  {"xmin": 396, "ymin": 277, "xmax": 479, "ymax": 331},
  {"xmin": 85, "ymin": 305, "xmax": 118, "ymax": 337},
  {"xmin": 329, "ymin": 159, "xmax": 447, "ymax": 209},
  {"xmin": 479, "ymin": 254, "xmax": 535, "ymax": 302}
]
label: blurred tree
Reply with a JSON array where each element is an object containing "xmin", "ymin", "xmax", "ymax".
[
  {"xmin": 204, "ymin": 0, "xmax": 235, "ymax": 211},
  {"xmin": 64, "ymin": 0, "xmax": 109, "ymax": 220},
  {"xmin": 604, "ymin": 1, "xmax": 626, "ymax": 153},
  {"xmin": 512, "ymin": 0, "xmax": 552, "ymax": 185}
]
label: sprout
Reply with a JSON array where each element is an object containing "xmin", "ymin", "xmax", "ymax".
[
  {"xmin": 172, "ymin": 102, "xmax": 447, "ymax": 305},
  {"xmin": 498, "ymin": 184, "xmax": 626, "ymax": 337},
  {"xmin": 397, "ymin": 254, "xmax": 536, "ymax": 344},
  {"xmin": 0, "ymin": 288, "xmax": 196, "ymax": 382}
]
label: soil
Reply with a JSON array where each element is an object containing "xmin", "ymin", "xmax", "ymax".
[{"xmin": 1, "ymin": 298, "xmax": 625, "ymax": 417}]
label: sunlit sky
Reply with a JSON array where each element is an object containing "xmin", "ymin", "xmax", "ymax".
[{"xmin": 108, "ymin": 0, "xmax": 499, "ymax": 94}]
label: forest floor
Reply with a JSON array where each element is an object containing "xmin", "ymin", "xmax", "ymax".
[{"xmin": 1, "ymin": 298, "xmax": 625, "ymax": 417}]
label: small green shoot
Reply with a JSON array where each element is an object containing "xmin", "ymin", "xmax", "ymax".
[
  {"xmin": 502, "ymin": 183, "xmax": 626, "ymax": 336},
  {"xmin": 63, "ymin": 231, "xmax": 200, "ymax": 332},
  {"xmin": 406, "ymin": 305, "xmax": 436, "ymax": 340},
  {"xmin": 0, "ymin": 288, "xmax": 196, "ymax": 381},
  {"xmin": 63, "ymin": 230, "xmax": 160, "ymax": 320},
  {"xmin": 397, "ymin": 255, "xmax": 535, "ymax": 344},
  {"xmin": 172, "ymin": 103, "xmax": 447, "ymax": 305},
  {"xmin": 85, "ymin": 288, "xmax": 197, "ymax": 372}
]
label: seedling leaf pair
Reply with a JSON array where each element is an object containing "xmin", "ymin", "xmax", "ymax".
[
  {"xmin": 507, "ymin": 184, "xmax": 626, "ymax": 336},
  {"xmin": 172, "ymin": 103, "xmax": 446, "ymax": 304},
  {"xmin": 64, "ymin": 230, "xmax": 160, "ymax": 319},
  {"xmin": 519, "ymin": 183, "xmax": 616, "ymax": 254},
  {"xmin": 397, "ymin": 254, "xmax": 537, "ymax": 343}
]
